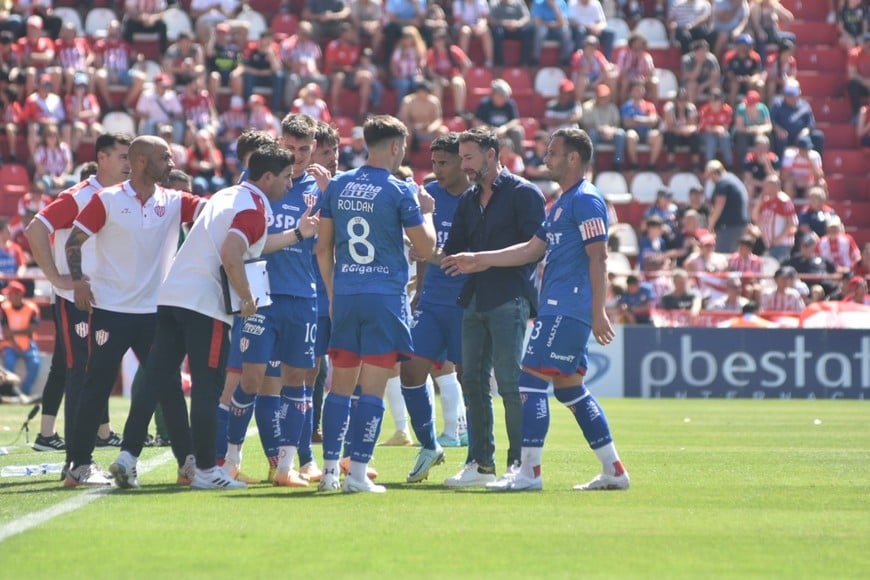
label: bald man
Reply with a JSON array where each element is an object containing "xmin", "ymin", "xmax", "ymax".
[{"xmin": 62, "ymin": 136, "xmax": 207, "ymax": 487}]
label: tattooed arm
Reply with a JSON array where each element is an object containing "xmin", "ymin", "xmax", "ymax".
[{"xmin": 65, "ymin": 226, "xmax": 95, "ymax": 312}]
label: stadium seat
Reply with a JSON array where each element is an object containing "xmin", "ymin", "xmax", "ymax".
[
  {"xmin": 656, "ymin": 68, "xmax": 679, "ymax": 100},
  {"xmin": 247, "ymin": 0, "xmax": 282, "ymax": 19},
  {"xmin": 810, "ymin": 98, "xmax": 852, "ymax": 124},
  {"xmin": 467, "ymin": 67, "xmax": 494, "ymax": 95},
  {"xmin": 668, "ymin": 172, "xmax": 702, "ymax": 205},
  {"xmin": 443, "ymin": 116, "xmax": 467, "ymax": 132},
  {"xmin": 606, "ymin": 251, "xmax": 633, "ymax": 275},
  {"xmin": 272, "ymin": 13, "xmax": 299, "ymax": 38},
  {"xmin": 85, "ymin": 7, "xmax": 116, "ymax": 37},
  {"xmin": 501, "ymin": 67, "xmax": 533, "ymax": 97},
  {"xmin": 332, "ymin": 116, "xmax": 356, "ymax": 144},
  {"xmin": 797, "ymin": 74, "xmax": 842, "ymax": 98},
  {"xmin": 534, "ymin": 67, "xmax": 567, "ymax": 99},
  {"xmin": 823, "ymin": 150, "xmax": 865, "ymax": 176},
  {"xmin": 163, "ymin": 7, "xmax": 193, "ymax": 42},
  {"xmin": 518, "ymin": 117, "xmax": 540, "ymax": 140},
  {"xmin": 0, "ymin": 163, "xmax": 30, "ymax": 218},
  {"xmin": 609, "ymin": 18, "xmax": 630, "ymax": 48},
  {"xmin": 630, "ymin": 171, "xmax": 665, "ymax": 204},
  {"xmin": 54, "ymin": 7, "xmax": 84, "ymax": 35},
  {"xmin": 610, "ymin": 224, "xmax": 639, "ymax": 257},
  {"xmin": 102, "ymin": 111, "xmax": 136, "ymax": 136},
  {"xmin": 134, "ymin": 60, "xmax": 162, "ymax": 83},
  {"xmin": 595, "ymin": 171, "xmax": 632, "ymax": 204},
  {"xmin": 780, "ymin": 0, "xmax": 827, "ymax": 20},
  {"xmin": 815, "ymin": 124, "xmax": 857, "ymax": 149},
  {"xmin": 795, "ymin": 46, "xmax": 846, "ymax": 73},
  {"xmin": 236, "ymin": 8, "xmax": 268, "ymax": 40},
  {"xmin": 634, "ymin": 18, "xmax": 669, "ymax": 49}
]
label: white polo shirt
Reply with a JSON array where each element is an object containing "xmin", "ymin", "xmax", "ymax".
[
  {"xmin": 74, "ymin": 181, "xmax": 204, "ymax": 314},
  {"xmin": 35, "ymin": 176, "xmax": 104, "ymax": 303},
  {"xmin": 158, "ymin": 182, "xmax": 271, "ymax": 324}
]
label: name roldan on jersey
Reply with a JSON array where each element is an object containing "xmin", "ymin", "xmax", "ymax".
[{"xmin": 338, "ymin": 182, "xmax": 381, "ymax": 213}]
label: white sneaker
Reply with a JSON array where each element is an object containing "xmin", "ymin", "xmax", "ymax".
[
  {"xmin": 317, "ymin": 468, "xmax": 340, "ymax": 492},
  {"xmin": 109, "ymin": 451, "xmax": 139, "ymax": 489},
  {"xmin": 342, "ymin": 474, "xmax": 386, "ymax": 494},
  {"xmin": 63, "ymin": 463, "xmax": 113, "ymax": 487},
  {"xmin": 485, "ymin": 462, "xmax": 521, "ymax": 490},
  {"xmin": 190, "ymin": 466, "xmax": 248, "ymax": 490},
  {"xmin": 507, "ymin": 473, "xmax": 543, "ymax": 491},
  {"xmin": 406, "ymin": 446, "xmax": 445, "ymax": 483},
  {"xmin": 573, "ymin": 472, "xmax": 630, "ymax": 491},
  {"xmin": 443, "ymin": 461, "xmax": 496, "ymax": 488},
  {"xmin": 177, "ymin": 454, "xmax": 196, "ymax": 485}
]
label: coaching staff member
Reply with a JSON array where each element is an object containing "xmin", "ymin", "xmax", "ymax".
[{"xmin": 441, "ymin": 127, "xmax": 546, "ymax": 486}]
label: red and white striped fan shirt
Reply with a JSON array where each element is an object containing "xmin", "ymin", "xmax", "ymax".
[
  {"xmin": 760, "ymin": 288, "xmax": 804, "ymax": 312},
  {"xmin": 94, "ymin": 39, "xmax": 132, "ymax": 76},
  {"xmin": 818, "ymin": 233, "xmax": 861, "ymax": 270},
  {"xmin": 125, "ymin": 0, "xmax": 167, "ymax": 14},
  {"xmin": 727, "ymin": 252, "xmax": 764, "ymax": 275},
  {"xmin": 54, "ymin": 37, "xmax": 90, "ymax": 71},
  {"xmin": 757, "ymin": 193, "xmax": 797, "ymax": 248},
  {"xmin": 34, "ymin": 144, "xmax": 72, "ymax": 177}
]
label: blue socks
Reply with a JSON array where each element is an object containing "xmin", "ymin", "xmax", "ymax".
[
  {"xmin": 215, "ymin": 404, "xmax": 229, "ymax": 461},
  {"xmin": 554, "ymin": 385, "xmax": 613, "ymax": 450},
  {"xmin": 254, "ymin": 394, "xmax": 282, "ymax": 465},
  {"xmin": 227, "ymin": 385, "xmax": 255, "ymax": 445},
  {"xmin": 280, "ymin": 386, "xmax": 306, "ymax": 449},
  {"xmin": 519, "ymin": 372, "xmax": 550, "ymax": 448},
  {"xmin": 401, "ymin": 383, "xmax": 437, "ymax": 450},
  {"xmin": 349, "ymin": 394, "xmax": 385, "ymax": 464},
  {"xmin": 342, "ymin": 385, "xmax": 362, "ymax": 459},
  {"xmin": 297, "ymin": 386, "xmax": 314, "ymax": 466},
  {"xmin": 321, "ymin": 392, "xmax": 352, "ymax": 461}
]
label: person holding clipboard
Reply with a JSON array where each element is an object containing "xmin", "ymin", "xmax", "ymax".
[{"xmin": 110, "ymin": 143, "xmax": 320, "ymax": 490}]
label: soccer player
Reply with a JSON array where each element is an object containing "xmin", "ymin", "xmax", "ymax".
[
  {"xmin": 25, "ymin": 133, "xmax": 132, "ymax": 473},
  {"xmin": 215, "ymin": 130, "xmax": 278, "ymax": 481},
  {"xmin": 110, "ymin": 144, "xmax": 317, "ymax": 489},
  {"xmin": 225, "ymin": 114, "xmax": 329, "ymax": 488},
  {"xmin": 316, "ymin": 115, "xmax": 436, "ymax": 493},
  {"xmin": 401, "ymin": 133, "xmax": 470, "ymax": 483},
  {"xmin": 62, "ymin": 136, "xmax": 205, "ymax": 486},
  {"xmin": 442, "ymin": 128, "xmax": 630, "ymax": 492}
]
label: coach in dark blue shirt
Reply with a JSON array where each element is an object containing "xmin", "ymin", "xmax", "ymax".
[{"xmin": 441, "ymin": 127, "xmax": 546, "ymax": 482}]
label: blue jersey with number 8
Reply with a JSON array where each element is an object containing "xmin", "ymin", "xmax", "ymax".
[{"xmin": 321, "ymin": 165, "xmax": 424, "ymax": 296}]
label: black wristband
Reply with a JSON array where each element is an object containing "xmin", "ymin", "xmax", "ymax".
[{"xmin": 294, "ymin": 228, "xmax": 304, "ymax": 242}]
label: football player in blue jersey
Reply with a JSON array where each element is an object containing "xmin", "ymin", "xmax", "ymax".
[
  {"xmin": 225, "ymin": 114, "xmax": 328, "ymax": 488},
  {"xmin": 401, "ymin": 133, "xmax": 471, "ymax": 483},
  {"xmin": 316, "ymin": 115, "xmax": 437, "ymax": 493},
  {"xmin": 442, "ymin": 127, "xmax": 629, "ymax": 492}
]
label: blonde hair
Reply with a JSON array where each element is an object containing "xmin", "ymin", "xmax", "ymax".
[{"xmin": 401, "ymin": 26, "xmax": 426, "ymax": 57}]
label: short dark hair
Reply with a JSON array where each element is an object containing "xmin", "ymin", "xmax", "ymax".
[
  {"xmin": 551, "ymin": 127, "xmax": 593, "ymax": 165},
  {"xmin": 165, "ymin": 169, "xmax": 193, "ymax": 192},
  {"xmin": 247, "ymin": 144, "xmax": 295, "ymax": 181},
  {"xmin": 95, "ymin": 132, "xmax": 132, "ymax": 155},
  {"xmin": 281, "ymin": 113, "xmax": 318, "ymax": 140},
  {"xmin": 459, "ymin": 126, "xmax": 499, "ymax": 156},
  {"xmin": 430, "ymin": 132, "xmax": 461, "ymax": 155},
  {"xmin": 315, "ymin": 120, "xmax": 340, "ymax": 148},
  {"xmin": 236, "ymin": 129, "xmax": 277, "ymax": 164},
  {"xmin": 79, "ymin": 161, "xmax": 98, "ymax": 180},
  {"xmin": 363, "ymin": 115, "xmax": 408, "ymax": 148}
]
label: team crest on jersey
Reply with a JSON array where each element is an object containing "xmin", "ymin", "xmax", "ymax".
[
  {"xmin": 154, "ymin": 205, "xmax": 166, "ymax": 217},
  {"xmin": 74, "ymin": 321, "xmax": 88, "ymax": 338},
  {"xmin": 553, "ymin": 207, "xmax": 563, "ymax": 222},
  {"xmin": 240, "ymin": 337, "xmax": 250, "ymax": 353},
  {"xmin": 95, "ymin": 329, "xmax": 109, "ymax": 346}
]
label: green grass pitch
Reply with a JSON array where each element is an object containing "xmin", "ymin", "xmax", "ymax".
[{"xmin": 0, "ymin": 397, "xmax": 867, "ymax": 578}]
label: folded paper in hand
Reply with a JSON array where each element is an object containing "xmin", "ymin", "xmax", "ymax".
[{"xmin": 220, "ymin": 260, "xmax": 272, "ymax": 315}]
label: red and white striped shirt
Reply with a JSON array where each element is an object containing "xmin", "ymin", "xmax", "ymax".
[
  {"xmin": 757, "ymin": 193, "xmax": 797, "ymax": 248},
  {"xmin": 617, "ymin": 49, "xmax": 655, "ymax": 81},
  {"xmin": 35, "ymin": 176, "xmax": 105, "ymax": 302},
  {"xmin": 34, "ymin": 144, "xmax": 72, "ymax": 177},
  {"xmin": 126, "ymin": 0, "xmax": 167, "ymax": 14},
  {"xmin": 727, "ymin": 252, "xmax": 764, "ymax": 275},
  {"xmin": 760, "ymin": 288, "xmax": 804, "ymax": 312},
  {"xmin": 74, "ymin": 182, "xmax": 204, "ymax": 314},
  {"xmin": 280, "ymin": 36, "xmax": 322, "ymax": 74},
  {"xmin": 249, "ymin": 108, "xmax": 280, "ymax": 135},
  {"xmin": 818, "ymin": 233, "xmax": 861, "ymax": 270},
  {"xmin": 158, "ymin": 182, "xmax": 270, "ymax": 324},
  {"xmin": 290, "ymin": 98, "xmax": 331, "ymax": 123},
  {"xmin": 391, "ymin": 47, "xmax": 422, "ymax": 79},
  {"xmin": 54, "ymin": 37, "xmax": 90, "ymax": 71},
  {"xmin": 93, "ymin": 39, "xmax": 132, "ymax": 76},
  {"xmin": 65, "ymin": 93, "xmax": 101, "ymax": 125},
  {"xmin": 181, "ymin": 90, "xmax": 214, "ymax": 129}
]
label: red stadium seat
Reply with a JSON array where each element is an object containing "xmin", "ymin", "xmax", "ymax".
[
  {"xmin": 518, "ymin": 117, "xmax": 540, "ymax": 140},
  {"xmin": 466, "ymin": 67, "xmax": 494, "ymax": 95},
  {"xmin": 795, "ymin": 47, "xmax": 847, "ymax": 74},
  {"xmin": 796, "ymin": 74, "xmax": 843, "ymax": 98},
  {"xmin": 500, "ymin": 67, "xmax": 533, "ymax": 96},
  {"xmin": 780, "ymin": 0, "xmax": 827, "ymax": 20},
  {"xmin": 809, "ymin": 98, "xmax": 852, "ymax": 124},
  {"xmin": 247, "ymin": 0, "xmax": 282, "ymax": 19},
  {"xmin": 443, "ymin": 116, "xmax": 467, "ymax": 132},
  {"xmin": 823, "ymin": 150, "xmax": 867, "ymax": 176},
  {"xmin": 816, "ymin": 124, "xmax": 858, "ymax": 149},
  {"xmin": 332, "ymin": 116, "xmax": 356, "ymax": 142},
  {"xmin": 782, "ymin": 22, "xmax": 838, "ymax": 45},
  {"xmin": 0, "ymin": 163, "xmax": 30, "ymax": 219},
  {"xmin": 272, "ymin": 13, "xmax": 298, "ymax": 38}
]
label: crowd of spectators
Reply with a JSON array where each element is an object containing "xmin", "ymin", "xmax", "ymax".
[{"xmin": 0, "ymin": 0, "xmax": 867, "ymax": 328}]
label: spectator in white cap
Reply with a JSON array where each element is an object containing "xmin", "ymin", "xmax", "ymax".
[{"xmin": 770, "ymin": 79, "xmax": 824, "ymax": 157}]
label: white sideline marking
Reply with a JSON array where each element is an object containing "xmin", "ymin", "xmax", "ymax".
[{"xmin": 0, "ymin": 450, "xmax": 174, "ymax": 544}]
